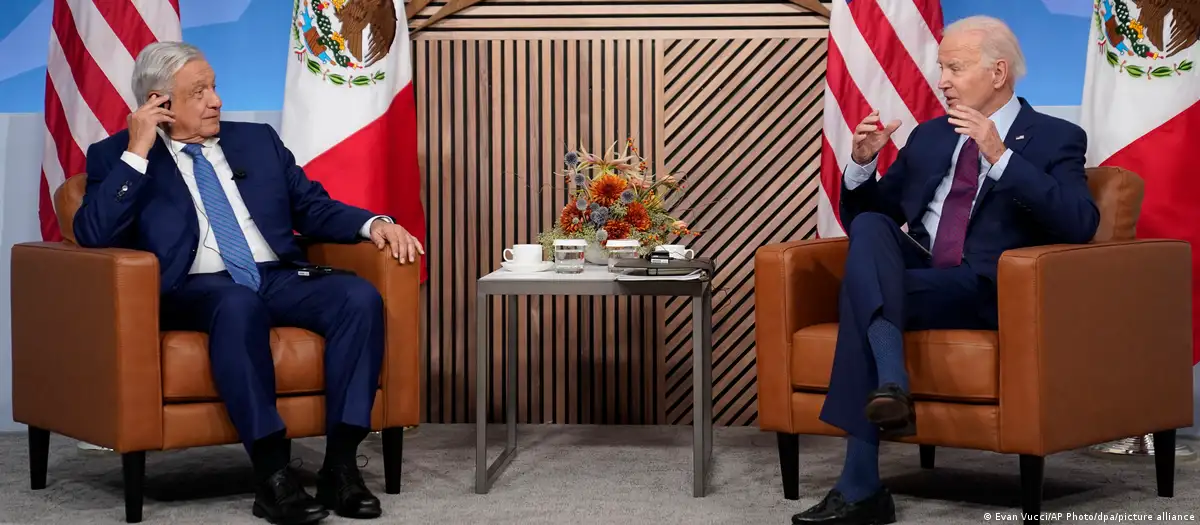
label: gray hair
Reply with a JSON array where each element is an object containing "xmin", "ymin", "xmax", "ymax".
[
  {"xmin": 131, "ymin": 42, "xmax": 205, "ymax": 104},
  {"xmin": 944, "ymin": 16, "xmax": 1027, "ymax": 84}
]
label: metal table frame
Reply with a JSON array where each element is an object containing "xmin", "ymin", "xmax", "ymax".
[{"xmin": 474, "ymin": 267, "xmax": 714, "ymax": 497}]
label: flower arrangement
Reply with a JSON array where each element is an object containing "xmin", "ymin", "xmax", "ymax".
[{"xmin": 537, "ymin": 138, "xmax": 698, "ymax": 257}]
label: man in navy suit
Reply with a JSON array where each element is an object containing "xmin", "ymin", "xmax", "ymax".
[
  {"xmin": 792, "ymin": 16, "xmax": 1100, "ymax": 525},
  {"xmin": 74, "ymin": 42, "xmax": 423, "ymax": 525}
]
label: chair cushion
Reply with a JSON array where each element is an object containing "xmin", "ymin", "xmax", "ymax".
[
  {"xmin": 790, "ymin": 323, "xmax": 999, "ymax": 402},
  {"xmin": 162, "ymin": 327, "xmax": 325, "ymax": 402}
]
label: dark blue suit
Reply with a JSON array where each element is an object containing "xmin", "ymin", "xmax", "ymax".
[
  {"xmin": 74, "ymin": 121, "xmax": 386, "ymax": 447},
  {"xmin": 819, "ymin": 99, "xmax": 1101, "ymax": 440}
]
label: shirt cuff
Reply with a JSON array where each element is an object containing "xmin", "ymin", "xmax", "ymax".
[
  {"xmin": 843, "ymin": 156, "xmax": 878, "ymax": 190},
  {"xmin": 986, "ymin": 149, "xmax": 1013, "ymax": 181},
  {"xmin": 121, "ymin": 151, "xmax": 149, "ymax": 175},
  {"xmin": 361, "ymin": 215, "xmax": 391, "ymax": 238}
]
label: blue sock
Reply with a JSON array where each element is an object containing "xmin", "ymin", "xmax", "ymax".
[
  {"xmin": 867, "ymin": 317, "xmax": 908, "ymax": 391},
  {"xmin": 833, "ymin": 435, "xmax": 882, "ymax": 503}
]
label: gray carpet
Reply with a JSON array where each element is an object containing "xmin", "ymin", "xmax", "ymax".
[{"xmin": 0, "ymin": 425, "xmax": 1197, "ymax": 524}]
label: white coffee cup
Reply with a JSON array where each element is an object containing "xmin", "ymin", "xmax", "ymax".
[
  {"xmin": 504, "ymin": 244, "xmax": 543, "ymax": 264},
  {"xmin": 655, "ymin": 244, "xmax": 695, "ymax": 259}
]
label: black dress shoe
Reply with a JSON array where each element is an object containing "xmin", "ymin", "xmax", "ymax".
[
  {"xmin": 865, "ymin": 383, "xmax": 915, "ymax": 438},
  {"xmin": 792, "ymin": 488, "xmax": 896, "ymax": 525},
  {"xmin": 317, "ymin": 462, "xmax": 382, "ymax": 519},
  {"xmin": 252, "ymin": 467, "xmax": 329, "ymax": 525}
]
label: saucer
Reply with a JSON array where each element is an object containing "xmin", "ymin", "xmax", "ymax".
[{"xmin": 501, "ymin": 261, "xmax": 554, "ymax": 273}]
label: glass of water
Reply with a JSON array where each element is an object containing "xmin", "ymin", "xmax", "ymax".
[
  {"xmin": 605, "ymin": 239, "xmax": 640, "ymax": 273},
  {"xmin": 553, "ymin": 239, "xmax": 587, "ymax": 274}
]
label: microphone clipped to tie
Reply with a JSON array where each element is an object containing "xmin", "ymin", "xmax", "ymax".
[{"xmin": 232, "ymin": 168, "xmax": 247, "ymax": 180}]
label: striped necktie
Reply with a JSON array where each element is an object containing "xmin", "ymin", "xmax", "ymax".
[{"xmin": 182, "ymin": 143, "xmax": 261, "ymax": 290}]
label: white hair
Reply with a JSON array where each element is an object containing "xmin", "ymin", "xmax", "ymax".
[
  {"xmin": 944, "ymin": 16, "xmax": 1027, "ymax": 84},
  {"xmin": 131, "ymin": 42, "xmax": 205, "ymax": 104}
]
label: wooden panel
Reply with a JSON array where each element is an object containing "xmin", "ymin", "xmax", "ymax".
[{"xmin": 413, "ymin": 1, "xmax": 829, "ymax": 426}]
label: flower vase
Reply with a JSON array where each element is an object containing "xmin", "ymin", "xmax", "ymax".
[{"xmin": 585, "ymin": 242, "xmax": 608, "ymax": 265}]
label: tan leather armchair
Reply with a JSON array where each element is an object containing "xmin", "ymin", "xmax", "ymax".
[
  {"xmin": 11, "ymin": 175, "xmax": 422, "ymax": 523},
  {"xmin": 753, "ymin": 167, "xmax": 1193, "ymax": 521}
]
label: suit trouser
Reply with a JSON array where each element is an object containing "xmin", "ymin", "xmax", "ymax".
[
  {"xmin": 161, "ymin": 262, "xmax": 385, "ymax": 449},
  {"xmin": 819, "ymin": 212, "xmax": 997, "ymax": 440}
]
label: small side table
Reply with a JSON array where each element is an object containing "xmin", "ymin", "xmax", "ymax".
[{"xmin": 474, "ymin": 264, "xmax": 714, "ymax": 497}]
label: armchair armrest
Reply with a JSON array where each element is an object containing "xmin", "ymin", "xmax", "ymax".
[
  {"xmin": 753, "ymin": 238, "xmax": 848, "ymax": 432},
  {"xmin": 306, "ymin": 241, "xmax": 421, "ymax": 427},
  {"xmin": 10, "ymin": 242, "xmax": 162, "ymax": 452},
  {"xmin": 996, "ymin": 239, "xmax": 1193, "ymax": 456}
]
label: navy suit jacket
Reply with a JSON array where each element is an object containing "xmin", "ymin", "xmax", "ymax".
[
  {"xmin": 840, "ymin": 98, "xmax": 1101, "ymax": 287},
  {"xmin": 73, "ymin": 121, "xmax": 376, "ymax": 293}
]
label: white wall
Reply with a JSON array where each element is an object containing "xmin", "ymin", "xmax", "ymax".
[{"xmin": 2, "ymin": 107, "xmax": 1197, "ymax": 439}]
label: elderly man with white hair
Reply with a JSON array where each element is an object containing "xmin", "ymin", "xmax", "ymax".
[
  {"xmin": 73, "ymin": 41, "xmax": 424, "ymax": 524},
  {"xmin": 793, "ymin": 16, "xmax": 1099, "ymax": 525}
]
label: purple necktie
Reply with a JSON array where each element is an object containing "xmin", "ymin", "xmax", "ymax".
[{"xmin": 931, "ymin": 138, "xmax": 980, "ymax": 268}]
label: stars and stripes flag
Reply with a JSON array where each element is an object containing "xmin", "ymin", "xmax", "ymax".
[
  {"xmin": 39, "ymin": 0, "xmax": 182, "ymax": 241},
  {"xmin": 817, "ymin": 0, "xmax": 946, "ymax": 238}
]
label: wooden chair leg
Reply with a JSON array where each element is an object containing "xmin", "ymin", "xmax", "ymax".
[
  {"xmin": 382, "ymin": 427, "xmax": 404, "ymax": 494},
  {"xmin": 1152, "ymin": 430, "xmax": 1176, "ymax": 497},
  {"xmin": 777, "ymin": 432, "xmax": 800, "ymax": 500},
  {"xmin": 122, "ymin": 452, "xmax": 145, "ymax": 523},
  {"xmin": 29, "ymin": 426, "xmax": 49, "ymax": 490},
  {"xmin": 919, "ymin": 445, "xmax": 935, "ymax": 469},
  {"xmin": 1019, "ymin": 454, "xmax": 1044, "ymax": 524}
]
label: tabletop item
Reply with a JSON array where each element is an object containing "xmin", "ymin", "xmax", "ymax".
[
  {"xmin": 553, "ymin": 239, "xmax": 588, "ymax": 274},
  {"xmin": 503, "ymin": 244, "xmax": 543, "ymax": 264},
  {"xmin": 655, "ymin": 244, "xmax": 695, "ymax": 259},
  {"xmin": 604, "ymin": 239, "xmax": 640, "ymax": 272}
]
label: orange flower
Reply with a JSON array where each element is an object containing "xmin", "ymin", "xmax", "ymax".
[
  {"xmin": 589, "ymin": 174, "xmax": 627, "ymax": 207},
  {"xmin": 559, "ymin": 205, "xmax": 584, "ymax": 234},
  {"xmin": 625, "ymin": 202, "xmax": 651, "ymax": 230},
  {"xmin": 603, "ymin": 219, "xmax": 632, "ymax": 240}
]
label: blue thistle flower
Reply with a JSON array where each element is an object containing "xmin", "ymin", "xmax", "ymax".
[
  {"xmin": 620, "ymin": 189, "xmax": 635, "ymax": 204},
  {"xmin": 565, "ymin": 151, "xmax": 580, "ymax": 168},
  {"xmin": 575, "ymin": 198, "xmax": 587, "ymax": 211},
  {"xmin": 573, "ymin": 173, "xmax": 588, "ymax": 186},
  {"xmin": 591, "ymin": 207, "xmax": 610, "ymax": 225}
]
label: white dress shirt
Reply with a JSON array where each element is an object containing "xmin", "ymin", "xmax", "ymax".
[
  {"xmin": 120, "ymin": 128, "xmax": 385, "ymax": 275},
  {"xmin": 844, "ymin": 94, "xmax": 1022, "ymax": 250}
]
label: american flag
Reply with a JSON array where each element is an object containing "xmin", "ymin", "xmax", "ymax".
[
  {"xmin": 817, "ymin": 0, "xmax": 946, "ymax": 238},
  {"xmin": 39, "ymin": 0, "xmax": 182, "ymax": 241}
]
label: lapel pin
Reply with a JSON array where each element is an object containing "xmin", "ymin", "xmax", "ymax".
[{"xmin": 1015, "ymin": 135, "xmax": 1025, "ymax": 140}]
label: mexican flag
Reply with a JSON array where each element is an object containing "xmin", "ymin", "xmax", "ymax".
[
  {"xmin": 281, "ymin": 0, "xmax": 427, "ymax": 280},
  {"xmin": 1080, "ymin": 0, "xmax": 1200, "ymax": 364}
]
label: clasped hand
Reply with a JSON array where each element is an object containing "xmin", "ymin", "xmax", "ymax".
[{"xmin": 370, "ymin": 219, "xmax": 424, "ymax": 264}]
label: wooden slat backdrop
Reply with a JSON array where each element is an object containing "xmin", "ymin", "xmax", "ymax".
[{"xmin": 411, "ymin": 0, "xmax": 832, "ymax": 426}]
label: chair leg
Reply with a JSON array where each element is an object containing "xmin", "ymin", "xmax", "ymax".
[
  {"xmin": 777, "ymin": 432, "xmax": 800, "ymax": 500},
  {"xmin": 1152, "ymin": 429, "xmax": 1175, "ymax": 497},
  {"xmin": 382, "ymin": 427, "xmax": 404, "ymax": 494},
  {"xmin": 29, "ymin": 426, "xmax": 49, "ymax": 490},
  {"xmin": 919, "ymin": 445, "xmax": 935, "ymax": 469},
  {"xmin": 1019, "ymin": 454, "xmax": 1044, "ymax": 524},
  {"xmin": 122, "ymin": 452, "xmax": 145, "ymax": 523}
]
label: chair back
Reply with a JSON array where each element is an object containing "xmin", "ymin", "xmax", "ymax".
[
  {"xmin": 54, "ymin": 174, "xmax": 87, "ymax": 245},
  {"xmin": 1086, "ymin": 166, "xmax": 1143, "ymax": 243}
]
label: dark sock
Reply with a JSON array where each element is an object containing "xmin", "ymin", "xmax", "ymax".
[
  {"xmin": 250, "ymin": 430, "xmax": 290, "ymax": 481},
  {"xmin": 324, "ymin": 424, "xmax": 369, "ymax": 470},
  {"xmin": 867, "ymin": 316, "xmax": 908, "ymax": 390},
  {"xmin": 832, "ymin": 435, "xmax": 882, "ymax": 503}
]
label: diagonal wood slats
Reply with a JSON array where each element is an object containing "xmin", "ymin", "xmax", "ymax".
[{"xmin": 661, "ymin": 38, "xmax": 825, "ymax": 426}]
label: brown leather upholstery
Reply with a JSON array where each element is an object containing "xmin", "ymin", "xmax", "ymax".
[
  {"xmin": 755, "ymin": 167, "xmax": 1193, "ymax": 459},
  {"xmin": 10, "ymin": 173, "xmax": 422, "ymax": 453}
]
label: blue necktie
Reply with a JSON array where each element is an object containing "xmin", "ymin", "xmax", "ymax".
[{"xmin": 182, "ymin": 143, "xmax": 261, "ymax": 291}]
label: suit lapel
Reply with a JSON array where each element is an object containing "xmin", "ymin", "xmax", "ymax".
[
  {"xmin": 214, "ymin": 125, "xmax": 267, "ymax": 226},
  {"xmin": 148, "ymin": 137, "xmax": 193, "ymax": 218},
  {"xmin": 970, "ymin": 99, "xmax": 1036, "ymax": 219}
]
